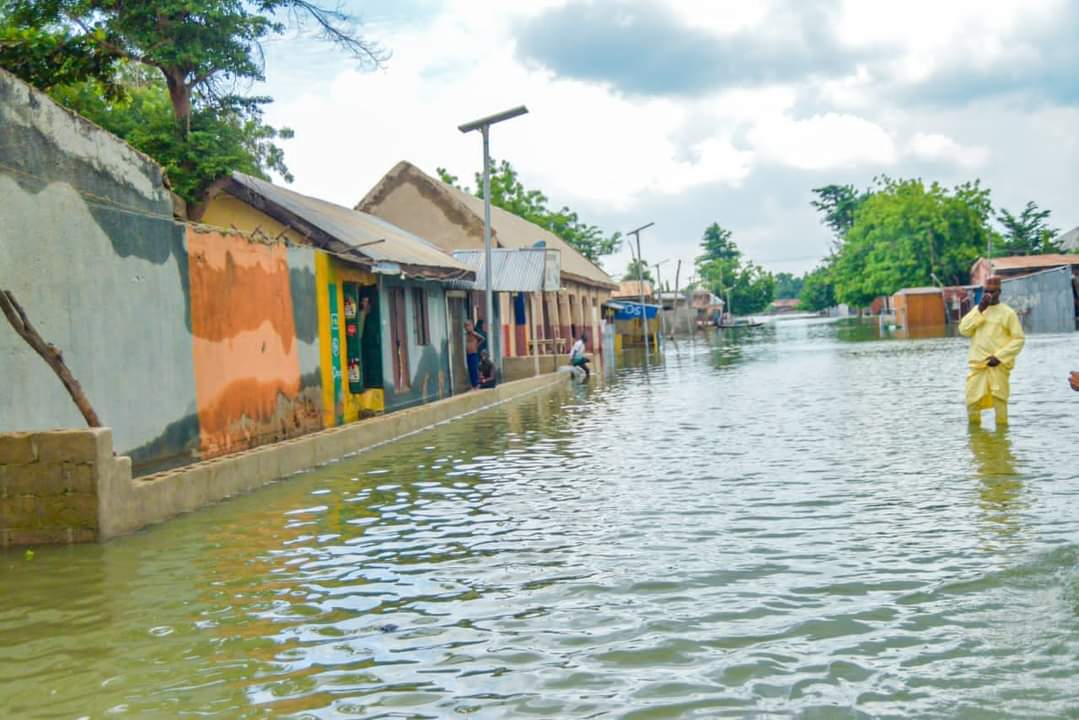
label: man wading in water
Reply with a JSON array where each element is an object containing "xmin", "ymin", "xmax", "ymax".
[{"xmin": 959, "ymin": 275, "xmax": 1025, "ymax": 426}]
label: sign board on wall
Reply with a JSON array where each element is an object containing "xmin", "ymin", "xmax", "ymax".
[{"xmin": 543, "ymin": 249, "xmax": 561, "ymax": 291}]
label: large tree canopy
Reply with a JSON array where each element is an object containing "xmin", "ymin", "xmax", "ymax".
[
  {"xmin": 1, "ymin": 0, "xmax": 383, "ymax": 207},
  {"xmin": 437, "ymin": 161, "xmax": 622, "ymax": 264},
  {"xmin": 830, "ymin": 178, "xmax": 994, "ymax": 307}
]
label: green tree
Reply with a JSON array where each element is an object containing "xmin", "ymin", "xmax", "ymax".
[
  {"xmin": 694, "ymin": 223, "xmax": 774, "ymax": 314},
  {"xmin": 773, "ymin": 272, "xmax": 804, "ymax": 299},
  {"xmin": 1, "ymin": 0, "xmax": 383, "ymax": 207},
  {"xmin": 623, "ymin": 258, "xmax": 654, "ymax": 284},
  {"xmin": 831, "ymin": 177, "xmax": 994, "ymax": 307},
  {"xmin": 696, "ymin": 222, "xmax": 740, "ymax": 263},
  {"xmin": 441, "ymin": 159, "xmax": 621, "ymax": 263},
  {"xmin": 799, "ymin": 262, "xmax": 836, "ymax": 312},
  {"xmin": 995, "ymin": 201, "xmax": 1060, "ymax": 256},
  {"xmin": 811, "ymin": 184, "xmax": 870, "ymax": 243},
  {"xmin": 50, "ymin": 68, "xmax": 293, "ymax": 204}
]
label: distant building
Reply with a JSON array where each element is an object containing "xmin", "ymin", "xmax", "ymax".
[
  {"xmin": 970, "ymin": 254, "xmax": 1079, "ymax": 286},
  {"xmin": 893, "ymin": 287, "xmax": 946, "ymax": 330},
  {"xmin": 769, "ymin": 298, "xmax": 801, "ymax": 313},
  {"xmin": 613, "ymin": 280, "xmax": 655, "ymax": 301}
]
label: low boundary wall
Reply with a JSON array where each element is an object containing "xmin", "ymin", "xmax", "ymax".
[{"xmin": 1, "ymin": 372, "xmax": 568, "ymax": 547}]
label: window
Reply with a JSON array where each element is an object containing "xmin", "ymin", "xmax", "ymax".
[{"xmin": 412, "ymin": 287, "xmax": 430, "ymax": 345}]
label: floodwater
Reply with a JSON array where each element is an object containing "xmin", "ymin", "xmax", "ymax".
[{"xmin": 4, "ymin": 318, "xmax": 1079, "ymax": 719}]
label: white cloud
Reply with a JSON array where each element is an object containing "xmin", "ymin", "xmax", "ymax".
[
  {"xmin": 906, "ymin": 132, "xmax": 989, "ymax": 168},
  {"xmin": 747, "ymin": 113, "xmax": 897, "ymax": 170}
]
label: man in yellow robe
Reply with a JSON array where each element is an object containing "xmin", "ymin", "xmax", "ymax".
[{"xmin": 959, "ymin": 275, "xmax": 1025, "ymax": 426}]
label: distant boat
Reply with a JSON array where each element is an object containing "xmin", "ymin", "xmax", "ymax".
[{"xmin": 715, "ymin": 318, "xmax": 764, "ymax": 329}]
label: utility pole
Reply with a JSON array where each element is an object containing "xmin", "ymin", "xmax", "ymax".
[
  {"xmin": 458, "ymin": 105, "xmax": 529, "ymax": 377},
  {"xmin": 626, "ymin": 222, "xmax": 655, "ymax": 353},
  {"xmin": 654, "ymin": 259, "xmax": 669, "ymax": 341},
  {"xmin": 672, "ymin": 259, "xmax": 682, "ymax": 338}
]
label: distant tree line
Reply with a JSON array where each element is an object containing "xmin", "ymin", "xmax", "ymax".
[{"xmin": 796, "ymin": 180, "xmax": 1063, "ymax": 312}]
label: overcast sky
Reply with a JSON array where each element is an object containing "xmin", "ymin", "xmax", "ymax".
[{"xmin": 259, "ymin": 0, "xmax": 1079, "ymax": 281}]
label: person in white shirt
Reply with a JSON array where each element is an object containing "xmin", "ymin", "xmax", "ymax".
[{"xmin": 568, "ymin": 333, "xmax": 590, "ymax": 380}]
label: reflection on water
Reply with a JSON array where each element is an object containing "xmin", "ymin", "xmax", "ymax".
[
  {"xmin": 969, "ymin": 427, "xmax": 1024, "ymax": 544},
  {"xmin": 3, "ymin": 319, "xmax": 1079, "ymax": 718}
]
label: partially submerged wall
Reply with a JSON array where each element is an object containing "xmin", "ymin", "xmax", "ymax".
[
  {"xmin": 0, "ymin": 373, "xmax": 568, "ymax": 546},
  {"xmin": 0, "ymin": 69, "xmax": 199, "ymax": 470},
  {"xmin": 0, "ymin": 69, "xmax": 325, "ymax": 472}
]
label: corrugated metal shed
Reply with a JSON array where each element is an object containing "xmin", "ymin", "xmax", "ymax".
[
  {"xmin": 1001, "ymin": 266, "xmax": 1076, "ymax": 334},
  {"xmin": 449, "ymin": 248, "xmax": 554, "ymax": 291},
  {"xmin": 225, "ymin": 173, "xmax": 473, "ymax": 280}
]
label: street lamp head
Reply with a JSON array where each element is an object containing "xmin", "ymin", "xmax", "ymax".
[
  {"xmin": 458, "ymin": 105, "xmax": 529, "ymax": 133},
  {"xmin": 626, "ymin": 221, "xmax": 655, "ymax": 235}
]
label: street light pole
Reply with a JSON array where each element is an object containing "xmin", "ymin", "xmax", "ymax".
[
  {"xmin": 654, "ymin": 259, "xmax": 669, "ymax": 340},
  {"xmin": 459, "ymin": 105, "xmax": 529, "ymax": 376},
  {"xmin": 626, "ymin": 222, "xmax": 655, "ymax": 354}
]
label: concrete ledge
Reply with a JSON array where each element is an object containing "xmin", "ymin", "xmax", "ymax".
[{"xmin": 92, "ymin": 371, "xmax": 568, "ymax": 542}]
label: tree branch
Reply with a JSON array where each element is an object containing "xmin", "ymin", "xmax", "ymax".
[{"xmin": 0, "ymin": 290, "xmax": 102, "ymax": 428}]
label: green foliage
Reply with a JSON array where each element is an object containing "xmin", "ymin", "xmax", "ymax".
[
  {"xmin": 623, "ymin": 258, "xmax": 654, "ymax": 283},
  {"xmin": 1, "ymin": 0, "xmax": 381, "ymax": 209},
  {"xmin": 453, "ymin": 159, "xmax": 621, "ymax": 264},
  {"xmin": 773, "ymin": 272, "xmax": 804, "ymax": 299},
  {"xmin": 694, "ymin": 223, "xmax": 774, "ymax": 314},
  {"xmin": 799, "ymin": 262, "xmax": 836, "ymax": 312},
  {"xmin": 49, "ymin": 70, "xmax": 293, "ymax": 203},
  {"xmin": 830, "ymin": 177, "xmax": 994, "ymax": 307},
  {"xmin": 995, "ymin": 201, "xmax": 1060, "ymax": 256},
  {"xmin": 811, "ymin": 184, "xmax": 870, "ymax": 242},
  {"xmin": 696, "ymin": 223, "xmax": 739, "ymax": 263}
]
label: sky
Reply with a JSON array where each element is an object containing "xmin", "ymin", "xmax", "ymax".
[{"xmin": 258, "ymin": 0, "xmax": 1079, "ymax": 282}]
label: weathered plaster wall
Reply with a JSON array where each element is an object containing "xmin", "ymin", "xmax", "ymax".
[
  {"xmin": 0, "ymin": 70, "xmax": 199, "ymax": 470},
  {"xmin": 380, "ymin": 278, "xmax": 452, "ymax": 412},
  {"xmin": 187, "ymin": 227, "xmax": 322, "ymax": 458}
]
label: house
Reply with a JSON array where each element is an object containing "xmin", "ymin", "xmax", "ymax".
[
  {"xmin": 970, "ymin": 254, "xmax": 1079, "ymax": 286},
  {"xmin": 356, "ymin": 161, "xmax": 619, "ymax": 368},
  {"xmin": 198, "ymin": 172, "xmax": 475, "ymax": 417},
  {"xmin": 892, "ymin": 287, "xmax": 946, "ymax": 331},
  {"xmin": 613, "ymin": 280, "xmax": 655, "ymax": 302},
  {"xmin": 691, "ymin": 290, "xmax": 724, "ymax": 326},
  {"xmin": 769, "ymin": 298, "xmax": 801, "ymax": 314}
]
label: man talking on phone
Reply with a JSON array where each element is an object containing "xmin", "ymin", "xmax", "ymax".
[{"xmin": 959, "ymin": 275, "xmax": 1025, "ymax": 426}]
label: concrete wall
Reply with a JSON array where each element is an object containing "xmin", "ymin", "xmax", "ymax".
[
  {"xmin": 1, "ymin": 373, "xmax": 568, "ymax": 546},
  {"xmin": 0, "ymin": 69, "xmax": 199, "ymax": 471},
  {"xmin": 0, "ymin": 428, "xmax": 119, "ymax": 546},
  {"xmin": 0, "ymin": 70, "xmax": 328, "ymax": 472},
  {"xmin": 1002, "ymin": 266, "xmax": 1076, "ymax": 334}
]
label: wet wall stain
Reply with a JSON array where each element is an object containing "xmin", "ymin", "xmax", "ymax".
[
  {"xmin": 383, "ymin": 345, "xmax": 449, "ymax": 413},
  {"xmin": 126, "ymin": 413, "xmax": 201, "ymax": 477}
]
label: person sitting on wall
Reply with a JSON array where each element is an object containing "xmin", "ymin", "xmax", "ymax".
[
  {"xmin": 569, "ymin": 333, "xmax": 590, "ymax": 381},
  {"xmin": 478, "ymin": 351, "xmax": 496, "ymax": 389}
]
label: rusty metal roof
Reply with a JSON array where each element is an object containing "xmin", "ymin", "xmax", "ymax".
[
  {"xmin": 989, "ymin": 253, "xmax": 1079, "ymax": 271},
  {"xmin": 449, "ymin": 248, "xmax": 556, "ymax": 291},
  {"xmin": 227, "ymin": 173, "xmax": 473, "ymax": 281}
]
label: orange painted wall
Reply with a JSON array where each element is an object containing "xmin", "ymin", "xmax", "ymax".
[{"xmin": 187, "ymin": 228, "xmax": 321, "ymax": 458}]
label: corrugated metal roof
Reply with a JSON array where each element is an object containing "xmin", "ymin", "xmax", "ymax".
[
  {"xmin": 895, "ymin": 287, "xmax": 943, "ymax": 295},
  {"xmin": 228, "ymin": 173, "xmax": 472, "ymax": 279},
  {"xmin": 990, "ymin": 253, "xmax": 1079, "ymax": 271},
  {"xmin": 449, "ymin": 249, "xmax": 551, "ymax": 291}
]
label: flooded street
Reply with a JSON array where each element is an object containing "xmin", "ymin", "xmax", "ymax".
[{"xmin": 4, "ymin": 318, "xmax": 1079, "ymax": 718}]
